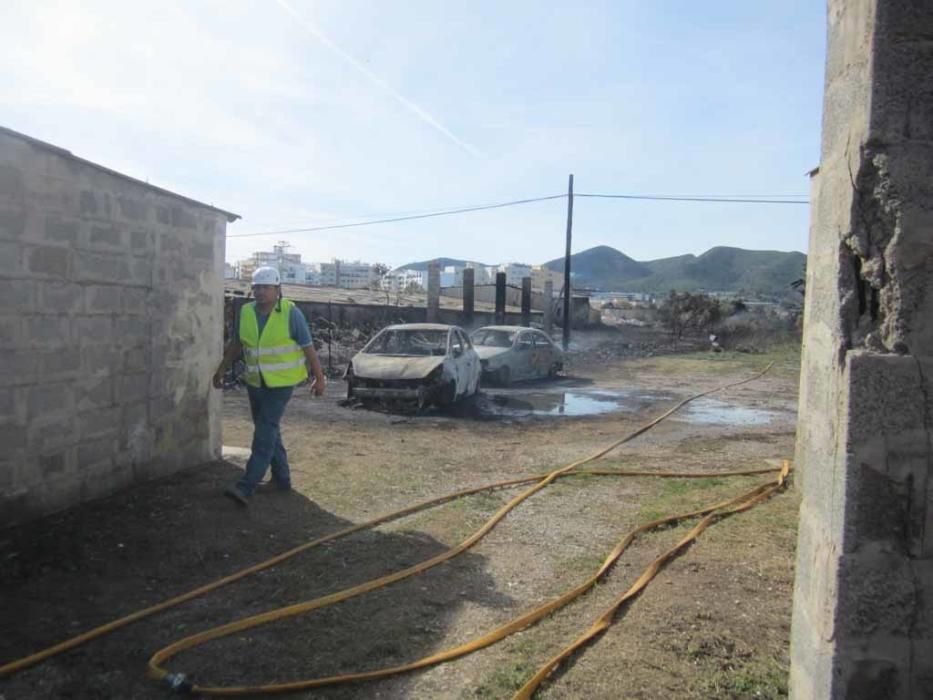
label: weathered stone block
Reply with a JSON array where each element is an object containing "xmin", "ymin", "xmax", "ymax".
[
  {"xmin": 188, "ymin": 239, "xmax": 214, "ymax": 261},
  {"xmin": 78, "ymin": 405, "xmax": 122, "ymax": 438},
  {"xmin": 37, "ymin": 348, "xmax": 81, "ymax": 379},
  {"xmin": 74, "ymin": 315, "xmax": 113, "ymax": 344},
  {"xmin": 28, "ymin": 382, "xmax": 75, "ymax": 419},
  {"xmin": 37, "ymin": 280, "xmax": 83, "ymax": 313},
  {"xmin": 0, "ymin": 279, "xmax": 35, "ymax": 313},
  {"xmin": 81, "ymin": 346, "xmax": 123, "ymax": 376},
  {"xmin": 129, "ymin": 257, "xmax": 153, "ymax": 286},
  {"xmin": 835, "ymin": 552, "xmax": 916, "ymax": 638},
  {"xmin": 79, "ymin": 190, "xmax": 98, "ymax": 216},
  {"xmin": 43, "ymin": 217, "xmax": 79, "ymax": 244},
  {"xmin": 84, "ymin": 284, "xmax": 123, "ymax": 314},
  {"xmin": 0, "ymin": 163, "xmax": 26, "ymax": 202},
  {"xmin": 115, "ymin": 318, "xmax": 149, "ymax": 347},
  {"xmin": 0, "ymin": 205, "xmax": 26, "ymax": 240},
  {"xmin": 0, "ymin": 423, "xmax": 27, "ymax": 450},
  {"xmin": 120, "ymin": 287, "xmax": 148, "ymax": 314},
  {"xmin": 89, "ymin": 224, "xmax": 123, "ymax": 250},
  {"xmin": 27, "ymin": 415, "xmax": 77, "ymax": 453},
  {"xmin": 170, "ymin": 206, "xmax": 197, "ymax": 230},
  {"xmin": 130, "ymin": 229, "xmax": 153, "ymax": 254},
  {"xmin": 846, "ymin": 352, "xmax": 926, "ymax": 437},
  {"xmin": 0, "ymin": 240, "xmax": 22, "ymax": 276},
  {"xmin": 0, "ymin": 386, "xmax": 24, "ymax": 425},
  {"xmin": 75, "ymin": 376, "xmax": 114, "ymax": 410},
  {"xmin": 73, "ymin": 250, "xmax": 130, "ymax": 284},
  {"xmin": 0, "ymin": 314, "xmax": 20, "ymax": 348},
  {"xmin": 119, "ymin": 373, "xmax": 149, "ymax": 403},
  {"xmin": 77, "ymin": 437, "xmax": 116, "ymax": 469},
  {"xmin": 40, "ymin": 452, "xmax": 68, "ymax": 477},
  {"xmin": 123, "ymin": 348, "xmax": 148, "ymax": 373},
  {"xmin": 840, "ymin": 656, "xmax": 904, "ymax": 700},
  {"xmin": 912, "ymin": 640, "xmax": 933, "ymax": 698},
  {"xmin": 117, "ymin": 196, "xmax": 149, "ymax": 222},
  {"xmin": 27, "ymin": 245, "xmax": 70, "ymax": 278},
  {"xmin": 5, "ymin": 350, "xmax": 38, "ymax": 385},
  {"xmin": 25, "ymin": 314, "xmax": 70, "ymax": 345}
]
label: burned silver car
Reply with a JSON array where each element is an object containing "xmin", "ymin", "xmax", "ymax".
[
  {"xmin": 344, "ymin": 323, "xmax": 481, "ymax": 409},
  {"xmin": 471, "ymin": 326, "xmax": 564, "ymax": 386}
]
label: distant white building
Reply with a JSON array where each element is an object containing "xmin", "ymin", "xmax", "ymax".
[
  {"xmin": 453, "ymin": 261, "xmax": 493, "ymax": 286},
  {"xmin": 531, "ymin": 265, "xmax": 563, "ymax": 292},
  {"xmin": 320, "ymin": 259, "xmax": 382, "ymax": 289},
  {"xmin": 497, "ymin": 262, "xmax": 533, "ymax": 286},
  {"xmin": 383, "ymin": 268, "xmax": 426, "ymax": 292}
]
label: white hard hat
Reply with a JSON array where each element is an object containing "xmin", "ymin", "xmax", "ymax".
[{"xmin": 251, "ymin": 266, "xmax": 281, "ymax": 286}]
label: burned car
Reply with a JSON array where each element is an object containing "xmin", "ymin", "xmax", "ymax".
[
  {"xmin": 470, "ymin": 326, "xmax": 564, "ymax": 386},
  {"xmin": 344, "ymin": 323, "xmax": 481, "ymax": 409}
]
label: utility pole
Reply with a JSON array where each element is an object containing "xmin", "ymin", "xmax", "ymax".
[{"xmin": 562, "ymin": 174, "xmax": 574, "ymax": 351}]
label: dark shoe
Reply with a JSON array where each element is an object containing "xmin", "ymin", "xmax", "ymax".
[{"xmin": 224, "ymin": 485, "xmax": 250, "ymax": 506}]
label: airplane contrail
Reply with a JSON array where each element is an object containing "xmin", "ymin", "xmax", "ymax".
[{"xmin": 274, "ymin": 0, "xmax": 482, "ymax": 158}]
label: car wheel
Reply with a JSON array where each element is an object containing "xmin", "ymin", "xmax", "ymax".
[
  {"xmin": 548, "ymin": 362, "xmax": 561, "ymax": 378},
  {"xmin": 498, "ymin": 366, "xmax": 511, "ymax": 387}
]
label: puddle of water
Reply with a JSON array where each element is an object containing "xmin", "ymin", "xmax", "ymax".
[
  {"xmin": 479, "ymin": 388, "xmax": 782, "ymax": 425},
  {"xmin": 677, "ymin": 397, "xmax": 778, "ymax": 426},
  {"xmin": 484, "ymin": 389, "xmax": 642, "ymax": 417}
]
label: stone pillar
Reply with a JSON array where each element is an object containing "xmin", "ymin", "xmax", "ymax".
[
  {"xmin": 462, "ymin": 267, "xmax": 474, "ymax": 327},
  {"xmin": 494, "ymin": 272, "xmax": 506, "ymax": 325},
  {"xmin": 790, "ymin": 2, "xmax": 933, "ymax": 698},
  {"xmin": 426, "ymin": 261, "xmax": 440, "ymax": 323},
  {"xmin": 544, "ymin": 280, "xmax": 554, "ymax": 333},
  {"xmin": 521, "ymin": 276, "xmax": 532, "ymax": 327}
]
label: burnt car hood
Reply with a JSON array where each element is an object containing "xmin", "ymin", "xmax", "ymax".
[
  {"xmin": 474, "ymin": 346, "xmax": 510, "ymax": 361},
  {"xmin": 351, "ymin": 354, "xmax": 445, "ymax": 380}
]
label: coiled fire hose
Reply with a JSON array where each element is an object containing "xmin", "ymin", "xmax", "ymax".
[{"xmin": 0, "ymin": 363, "xmax": 788, "ymax": 698}]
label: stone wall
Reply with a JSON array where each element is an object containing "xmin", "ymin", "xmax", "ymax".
[
  {"xmin": 0, "ymin": 128, "xmax": 236, "ymax": 526},
  {"xmin": 791, "ymin": 2, "xmax": 933, "ymax": 697}
]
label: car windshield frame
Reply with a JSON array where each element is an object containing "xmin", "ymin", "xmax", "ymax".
[
  {"xmin": 361, "ymin": 328, "xmax": 451, "ymax": 357},
  {"xmin": 471, "ymin": 329, "xmax": 515, "ymax": 348}
]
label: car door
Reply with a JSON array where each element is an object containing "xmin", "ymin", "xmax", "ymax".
[
  {"xmin": 457, "ymin": 329, "xmax": 480, "ymax": 395},
  {"xmin": 532, "ymin": 331, "xmax": 553, "ymax": 377},
  {"xmin": 515, "ymin": 331, "xmax": 535, "ymax": 380}
]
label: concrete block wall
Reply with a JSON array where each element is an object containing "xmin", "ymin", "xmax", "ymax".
[
  {"xmin": 0, "ymin": 128, "xmax": 236, "ymax": 526},
  {"xmin": 791, "ymin": 2, "xmax": 933, "ymax": 697}
]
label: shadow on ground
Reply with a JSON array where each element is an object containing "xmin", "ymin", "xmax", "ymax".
[{"xmin": 0, "ymin": 460, "xmax": 512, "ymax": 699}]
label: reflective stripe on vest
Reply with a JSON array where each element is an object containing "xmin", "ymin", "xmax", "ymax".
[{"xmin": 238, "ymin": 299, "xmax": 309, "ymax": 388}]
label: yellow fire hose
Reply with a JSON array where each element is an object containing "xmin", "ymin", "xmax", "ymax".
[{"xmin": 1, "ymin": 363, "xmax": 785, "ymax": 697}]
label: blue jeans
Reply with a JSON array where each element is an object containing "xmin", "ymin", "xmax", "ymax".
[{"xmin": 237, "ymin": 384, "xmax": 294, "ymax": 496}]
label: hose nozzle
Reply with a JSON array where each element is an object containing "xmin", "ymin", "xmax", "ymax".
[{"xmin": 164, "ymin": 672, "xmax": 192, "ymax": 694}]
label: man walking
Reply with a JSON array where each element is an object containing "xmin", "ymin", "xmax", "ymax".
[{"xmin": 212, "ymin": 266, "xmax": 326, "ymax": 505}]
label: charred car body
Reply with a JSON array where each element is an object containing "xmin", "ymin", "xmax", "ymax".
[
  {"xmin": 344, "ymin": 324, "xmax": 481, "ymax": 409},
  {"xmin": 471, "ymin": 325, "xmax": 564, "ymax": 386}
]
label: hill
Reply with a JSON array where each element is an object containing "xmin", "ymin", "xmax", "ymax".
[{"xmin": 544, "ymin": 246, "xmax": 805, "ymax": 296}]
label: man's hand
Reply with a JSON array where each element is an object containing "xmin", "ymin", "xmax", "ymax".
[
  {"xmin": 309, "ymin": 376, "xmax": 326, "ymax": 397},
  {"xmin": 212, "ymin": 371, "xmax": 224, "ymax": 389}
]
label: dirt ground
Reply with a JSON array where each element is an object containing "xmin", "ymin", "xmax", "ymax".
[{"xmin": 0, "ymin": 329, "xmax": 801, "ymax": 699}]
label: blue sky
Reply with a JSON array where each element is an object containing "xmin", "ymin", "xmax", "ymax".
[{"xmin": 1, "ymin": 1, "xmax": 825, "ymax": 268}]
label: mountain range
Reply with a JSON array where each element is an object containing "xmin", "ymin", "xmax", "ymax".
[{"xmin": 399, "ymin": 245, "xmax": 806, "ymax": 297}]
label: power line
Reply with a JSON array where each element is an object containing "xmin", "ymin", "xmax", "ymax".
[
  {"xmin": 226, "ymin": 194, "xmax": 567, "ymax": 238},
  {"xmin": 226, "ymin": 190, "xmax": 810, "ymax": 239},
  {"xmin": 576, "ymin": 193, "xmax": 809, "ymax": 204}
]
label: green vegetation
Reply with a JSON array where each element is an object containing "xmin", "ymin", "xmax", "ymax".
[
  {"xmin": 471, "ymin": 638, "xmax": 541, "ymax": 699},
  {"xmin": 697, "ymin": 657, "xmax": 789, "ymax": 699}
]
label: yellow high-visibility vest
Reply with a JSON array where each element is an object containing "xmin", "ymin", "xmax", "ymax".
[{"xmin": 238, "ymin": 299, "xmax": 308, "ymax": 388}]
